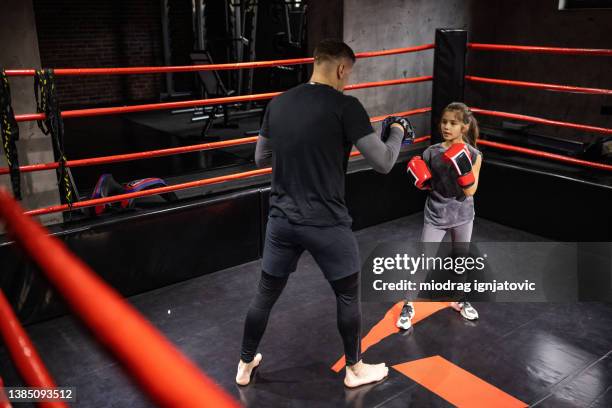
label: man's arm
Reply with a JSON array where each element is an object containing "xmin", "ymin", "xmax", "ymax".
[
  {"xmin": 354, "ymin": 125, "xmax": 403, "ymax": 174},
  {"xmin": 254, "ymin": 135, "xmax": 272, "ymax": 168},
  {"xmin": 254, "ymin": 102, "xmax": 272, "ymax": 168}
]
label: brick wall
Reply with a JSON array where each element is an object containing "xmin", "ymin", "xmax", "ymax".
[{"xmin": 33, "ymin": 0, "xmax": 166, "ymax": 108}]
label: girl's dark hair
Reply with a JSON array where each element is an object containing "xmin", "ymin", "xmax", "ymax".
[{"xmin": 441, "ymin": 102, "xmax": 479, "ymax": 146}]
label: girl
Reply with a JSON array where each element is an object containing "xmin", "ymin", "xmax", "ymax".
[{"xmin": 397, "ymin": 102, "xmax": 483, "ymax": 330}]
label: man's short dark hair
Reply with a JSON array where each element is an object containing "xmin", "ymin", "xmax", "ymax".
[{"xmin": 313, "ymin": 39, "xmax": 356, "ymax": 64}]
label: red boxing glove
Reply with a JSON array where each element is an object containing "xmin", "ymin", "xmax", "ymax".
[
  {"xmin": 443, "ymin": 143, "xmax": 475, "ymax": 187},
  {"xmin": 407, "ymin": 156, "xmax": 432, "ymax": 190}
]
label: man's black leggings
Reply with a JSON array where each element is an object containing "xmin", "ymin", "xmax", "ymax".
[{"xmin": 240, "ymin": 270, "xmax": 361, "ymax": 366}]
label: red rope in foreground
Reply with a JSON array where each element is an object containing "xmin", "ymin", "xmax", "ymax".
[
  {"xmin": 468, "ymin": 43, "xmax": 612, "ymax": 56},
  {"xmin": 0, "ymin": 290, "xmax": 67, "ymax": 408},
  {"xmin": 0, "ymin": 377, "xmax": 11, "ymax": 408},
  {"xmin": 477, "ymin": 139, "xmax": 612, "ymax": 171},
  {"xmin": 465, "ymin": 76, "xmax": 612, "ymax": 95},
  {"xmin": 471, "ymin": 108, "xmax": 612, "ymax": 135},
  {"xmin": 22, "ymin": 135, "xmax": 431, "ymax": 217},
  {"xmin": 0, "ymin": 107, "xmax": 432, "ymax": 176},
  {"xmin": 14, "ymin": 76, "xmax": 432, "ymax": 122},
  {"xmin": 0, "ymin": 190, "xmax": 239, "ymax": 408},
  {"xmin": 4, "ymin": 43, "xmax": 435, "ymax": 77},
  {"xmin": 0, "ymin": 291, "xmax": 65, "ymax": 408}
]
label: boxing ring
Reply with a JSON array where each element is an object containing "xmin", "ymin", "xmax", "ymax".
[
  {"xmin": 1, "ymin": 29, "xmax": 611, "ymax": 407},
  {"xmin": 1, "ymin": 36, "xmax": 610, "ymax": 216}
]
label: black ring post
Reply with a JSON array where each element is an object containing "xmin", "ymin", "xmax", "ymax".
[{"xmin": 431, "ymin": 29, "xmax": 468, "ymax": 144}]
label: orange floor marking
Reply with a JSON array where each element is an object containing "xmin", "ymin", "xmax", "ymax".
[
  {"xmin": 393, "ymin": 356, "xmax": 527, "ymax": 408},
  {"xmin": 331, "ymin": 301, "xmax": 449, "ymax": 372}
]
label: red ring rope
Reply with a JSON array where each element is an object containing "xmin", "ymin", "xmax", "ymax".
[
  {"xmin": 370, "ymin": 107, "xmax": 432, "ymax": 123},
  {"xmin": 471, "ymin": 108, "xmax": 612, "ymax": 135},
  {"xmin": 0, "ymin": 377, "xmax": 11, "ymax": 408},
  {"xmin": 0, "ymin": 291, "xmax": 66, "ymax": 408},
  {"xmin": 0, "ymin": 137, "xmax": 259, "ymax": 176},
  {"xmin": 468, "ymin": 43, "xmax": 612, "ymax": 56},
  {"xmin": 477, "ymin": 139, "xmax": 612, "ymax": 171},
  {"xmin": 6, "ymin": 42, "xmax": 608, "ymax": 78},
  {"xmin": 0, "ymin": 190, "xmax": 239, "ymax": 408},
  {"xmin": 14, "ymin": 76, "xmax": 431, "ymax": 122},
  {"xmin": 355, "ymin": 43, "xmax": 434, "ymax": 58},
  {"xmin": 15, "ymin": 92, "xmax": 280, "ymax": 122},
  {"xmin": 22, "ymin": 135, "xmax": 432, "ymax": 217},
  {"xmin": 344, "ymin": 76, "xmax": 432, "ymax": 91},
  {"xmin": 4, "ymin": 44, "xmax": 435, "ymax": 77},
  {"xmin": 465, "ymin": 76, "xmax": 612, "ymax": 95},
  {"xmin": 25, "ymin": 168, "xmax": 271, "ymax": 217},
  {"xmin": 0, "ymin": 107, "xmax": 432, "ymax": 176}
]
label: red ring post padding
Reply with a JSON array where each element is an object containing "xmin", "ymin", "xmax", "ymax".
[
  {"xmin": 4, "ymin": 44, "xmax": 435, "ymax": 77},
  {"xmin": 477, "ymin": 139, "xmax": 612, "ymax": 171},
  {"xmin": 471, "ymin": 108, "xmax": 612, "ymax": 135},
  {"xmin": 0, "ymin": 190, "xmax": 240, "ymax": 408},
  {"xmin": 468, "ymin": 43, "xmax": 612, "ymax": 56},
  {"xmin": 0, "ymin": 291, "xmax": 66, "ymax": 408},
  {"xmin": 0, "ymin": 107, "xmax": 432, "ymax": 177},
  {"xmin": 14, "ymin": 76, "xmax": 432, "ymax": 123},
  {"xmin": 465, "ymin": 75, "xmax": 612, "ymax": 96}
]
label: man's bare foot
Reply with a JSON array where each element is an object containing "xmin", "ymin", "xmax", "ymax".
[
  {"xmin": 344, "ymin": 360, "xmax": 388, "ymax": 388},
  {"xmin": 236, "ymin": 353, "xmax": 263, "ymax": 386}
]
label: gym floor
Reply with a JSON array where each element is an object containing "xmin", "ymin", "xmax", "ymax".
[{"xmin": 1, "ymin": 213, "xmax": 611, "ymax": 407}]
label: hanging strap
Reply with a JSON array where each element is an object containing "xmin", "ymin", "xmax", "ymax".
[
  {"xmin": 0, "ymin": 70, "xmax": 22, "ymax": 200},
  {"xmin": 34, "ymin": 69, "xmax": 75, "ymax": 207}
]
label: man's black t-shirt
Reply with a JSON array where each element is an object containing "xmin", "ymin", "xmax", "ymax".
[{"xmin": 260, "ymin": 82, "xmax": 374, "ymax": 226}]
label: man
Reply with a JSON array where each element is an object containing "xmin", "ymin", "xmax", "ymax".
[{"xmin": 236, "ymin": 39, "xmax": 411, "ymax": 388}]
